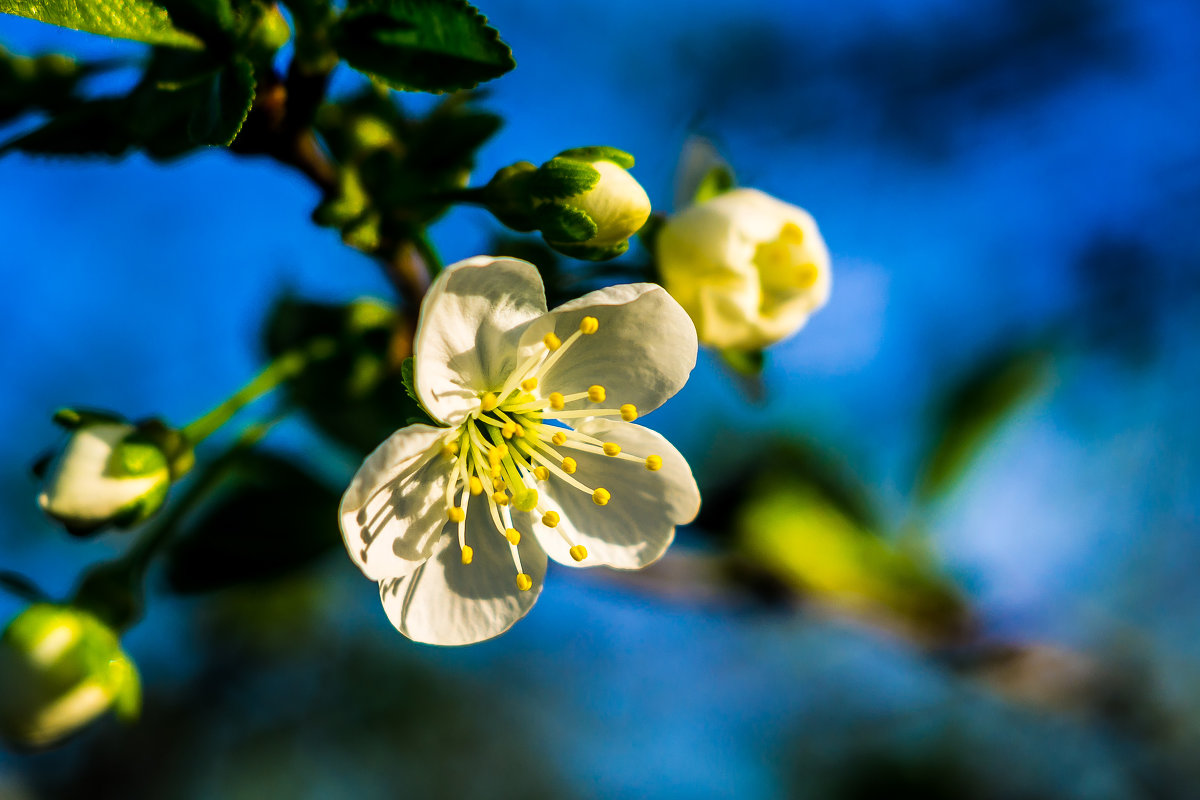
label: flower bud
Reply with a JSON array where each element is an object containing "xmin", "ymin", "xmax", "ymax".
[
  {"xmin": 656, "ymin": 188, "xmax": 831, "ymax": 350},
  {"xmin": 0, "ymin": 604, "xmax": 140, "ymax": 749},
  {"xmin": 485, "ymin": 147, "xmax": 651, "ymax": 261},
  {"xmin": 38, "ymin": 419, "xmax": 171, "ymax": 534}
]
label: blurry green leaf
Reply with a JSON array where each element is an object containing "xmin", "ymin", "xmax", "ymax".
[
  {"xmin": 0, "ymin": 48, "xmax": 89, "ymax": 125},
  {"xmin": 165, "ymin": 450, "xmax": 339, "ymax": 593},
  {"xmin": 333, "ymin": 0, "xmax": 514, "ymax": 93},
  {"xmin": 5, "ymin": 50, "xmax": 255, "ymax": 158},
  {"xmin": 156, "ymin": 0, "xmax": 234, "ymax": 42},
  {"xmin": 916, "ymin": 344, "xmax": 1052, "ymax": 501},
  {"xmin": 554, "ymin": 145, "xmax": 634, "ymax": 169},
  {"xmin": 186, "ymin": 56, "xmax": 255, "ymax": 146},
  {"xmin": 691, "ymin": 164, "xmax": 735, "ymax": 205},
  {"xmin": 0, "ymin": 571, "xmax": 48, "ymax": 602},
  {"xmin": 737, "ymin": 479, "xmax": 967, "ymax": 638},
  {"xmin": 0, "ymin": 0, "xmax": 203, "ymax": 48},
  {"xmin": 264, "ymin": 295, "xmax": 433, "ymax": 454}
]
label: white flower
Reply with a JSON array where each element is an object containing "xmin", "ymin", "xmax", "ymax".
[
  {"xmin": 339, "ymin": 257, "xmax": 701, "ymax": 646},
  {"xmin": 656, "ymin": 188, "xmax": 831, "ymax": 351},
  {"xmin": 546, "ymin": 159, "xmax": 651, "ymax": 249},
  {"xmin": 0, "ymin": 604, "xmax": 140, "ymax": 748},
  {"xmin": 38, "ymin": 423, "xmax": 171, "ymax": 533}
]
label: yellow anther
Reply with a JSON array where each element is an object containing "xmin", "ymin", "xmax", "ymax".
[
  {"xmin": 561, "ymin": 457, "xmax": 577, "ymax": 474},
  {"xmin": 543, "ymin": 332, "xmax": 562, "ymax": 351},
  {"xmin": 579, "ymin": 316, "xmax": 599, "ymax": 335},
  {"xmin": 480, "ymin": 392, "xmax": 499, "ymax": 412},
  {"xmin": 780, "ymin": 221, "xmax": 805, "ymax": 245},
  {"xmin": 490, "ymin": 465, "xmax": 502, "ymax": 479},
  {"xmin": 569, "ymin": 544, "xmax": 588, "ymax": 562},
  {"xmin": 552, "ymin": 431, "xmax": 568, "ymax": 446},
  {"xmin": 514, "ymin": 488, "xmax": 540, "ymax": 512},
  {"xmin": 592, "ymin": 488, "xmax": 611, "ymax": 506},
  {"xmin": 534, "ymin": 466, "xmax": 550, "ymax": 481},
  {"xmin": 469, "ymin": 476, "xmax": 484, "ymax": 495},
  {"xmin": 541, "ymin": 511, "xmax": 560, "ymax": 528},
  {"xmin": 488, "ymin": 443, "xmax": 508, "ymax": 464},
  {"xmin": 492, "ymin": 491, "xmax": 509, "ymax": 506},
  {"xmin": 796, "ymin": 262, "xmax": 819, "ymax": 290},
  {"xmin": 441, "ymin": 441, "xmax": 459, "ymax": 459},
  {"xmin": 460, "ymin": 545, "xmax": 474, "ymax": 565},
  {"xmin": 516, "ymin": 573, "xmax": 533, "ymax": 592},
  {"xmin": 513, "ymin": 392, "xmax": 535, "ymax": 405},
  {"xmin": 620, "ymin": 404, "xmax": 638, "ymax": 422},
  {"xmin": 549, "ymin": 392, "xmax": 565, "ymax": 410},
  {"xmin": 513, "ymin": 424, "xmax": 526, "ymax": 439},
  {"xmin": 492, "ymin": 477, "xmax": 506, "ymax": 492},
  {"xmin": 588, "ymin": 385, "xmax": 606, "ymax": 402},
  {"xmin": 521, "ymin": 377, "xmax": 538, "ymax": 391},
  {"xmin": 645, "ymin": 455, "xmax": 663, "ymax": 471},
  {"xmin": 505, "ymin": 528, "xmax": 522, "ymax": 546},
  {"xmin": 602, "ymin": 442, "xmax": 622, "ymax": 457},
  {"xmin": 502, "ymin": 421, "xmax": 517, "ymax": 439},
  {"xmin": 447, "ymin": 506, "xmax": 466, "ymax": 523}
]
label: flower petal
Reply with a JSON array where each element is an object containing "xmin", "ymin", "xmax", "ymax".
[
  {"xmin": 339, "ymin": 425, "xmax": 456, "ymax": 581},
  {"xmin": 517, "ymin": 283, "xmax": 697, "ymax": 417},
  {"xmin": 378, "ymin": 496, "xmax": 548, "ymax": 646},
  {"xmin": 529, "ymin": 420, "xmax": 699, "ymax": 569},
  {"xmin": 415, "ymin": 257, "xmax": 548, "ymax": 425}
]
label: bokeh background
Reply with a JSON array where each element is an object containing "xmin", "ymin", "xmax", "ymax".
[{"xmin": 3, "ymin": 0, "xmax": 1200, "ymax": 797}]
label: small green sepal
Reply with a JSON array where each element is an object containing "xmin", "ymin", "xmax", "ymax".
[
  {"xmin": 536, "ymin": 202, "xmax": 598, "ymax": 244},
  {"xmin": 530, "ymin": 157, "xmax": 600, "ymax": 200},
  {"xmin": 549, "ymin": 240, "xmax": 630, "ymax": 261},
  {"xmin": 555, "ymin": 146, "xmax": 635, "ymax": 169}
]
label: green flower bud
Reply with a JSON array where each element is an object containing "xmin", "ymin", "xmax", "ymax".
[
  {"xmin": 0, "ymin": 604, "xmax": 140, "ymax": 749},
  {"xmin": 485, "ymin": 148, "xmax": 651, "ymax": 261},
  {"xmin": 38, "ymin": 419, "xmax": 172, "ymax": 535}
]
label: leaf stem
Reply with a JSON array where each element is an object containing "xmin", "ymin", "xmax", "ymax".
[{"xmin": 181, "ymin": 337, "xmax": 335, "ymax": 446}]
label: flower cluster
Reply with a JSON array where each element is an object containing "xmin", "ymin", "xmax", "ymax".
[{"xmin": 339, "ymin": 257, "xmax": 701, "ymax": 645}]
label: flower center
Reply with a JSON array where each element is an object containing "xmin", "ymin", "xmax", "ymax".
[
  {"xmin": 440, "ymin": 316, "xmax": 663, "ymax": 589},
  {"xmin": 754, "ymin": 222, "xmax": 820, "ymax": 315}
]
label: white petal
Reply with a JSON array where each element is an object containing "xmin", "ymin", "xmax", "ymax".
[
  {"xmin": 414, "ymin": 257, "xmax": 548, "ymax": 425},
  {"xmin": 38, "ymin": 424, "xmax": 166, "ymax": 525},
  {"xmin": 517, "ymin": 283, "xmax": 697, "ymax": 417},
  {"xmin": 339, "ymin": 425, "xmax": 456, "ymax": 581},
  {"xmin": 378, "ymin": 496, "xmax": 548, "ymax": 646},
  {"xmin": 530, "ymin": 420, "xmax": 700, "ymax": 569}
]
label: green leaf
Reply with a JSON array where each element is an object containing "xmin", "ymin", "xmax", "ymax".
[
  {"xmin": 691, "ymin": 164, "xmax": 736, "ymax": 206},
  {"xmin": 333, "ymin": 0, "xmax": 515, "ymax": 93},
  {"xmin": 0, "ymin": 48, "xmax": 89, "ymax": 125},
  {"xmin": 530, "ymin": 157, "xmax": 600, "ymax": 200},
  {"xmin": 916, "ymin": 344, "xmax": 1052, "ymax": 501},
  {"xmin": 187, "ymin": 56, "xmax": 255, "ymax": 146},
  {"xmin": 263, "ymin": 295, "xmax": 433, "ymax": 454},
  {"xmin": 547, "ymin": 239, "xmax": 629, "ymax": 262},
  {"xmin": 555, "ymin": 146, "xmax": 634, "ymax": 169},
  {"xmin": 535, "ymin": 202, "xmax": 597, "ymax": 244},
  {"xmin": 400, "ymin": 356, "xmax": 419, "ymax": 406},
  {"xmin": 164, "ymin": 450, "xmax": 340, "ymax": 593},
  {"xmin": 0, "ymin": 571, "xmax": 49, "ymax": 602},
  {"xmin": 0, "ymin": 0, "xmax": 204, "ymax": 48}
]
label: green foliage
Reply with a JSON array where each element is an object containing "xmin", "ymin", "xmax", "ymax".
[
  {"xmin": 916, "ymin": 344, "xmax": 1052, "ymax": 501},
  {"xmin": 263, "ymin": 295, "xmax": 434, "ymax": 454},
  {"xmin": 534, "ymin": 201, "xmax": 598, "ymax": 244},
  {"xmin": 5, "ymin": 49, "xmax": 256, "ymax": 158},
  {"xmin": 164, "ymin": 450, "xmax": 339, "ymax": 593},
  {"xmin": 333, "ymin": 0, "xmax": 514, "ymax": 93},
  {"xmin": 315, "ymin": 89, "xmax": 502, "ymax": 241},
  {"xmin": 554, "ymin": 145, "xmax": 635, "ymax": 169},
  {"xmin": 691, "ymin": 164, "xmax": 736, "ymax": 205},
  {"xmin": 529, "ymin": 157, "xmax": 601, "ymax": 200},
  {"xmin": 0, "ymin": 0, "xmax": 203, "ymax": 48},
  {"xmin": 549, "ymin": 239, "xmax": 629, "ymax": 261},
  {"xmin": 0, "ymin": 48, "xmax": 89, "ymax": 125}
]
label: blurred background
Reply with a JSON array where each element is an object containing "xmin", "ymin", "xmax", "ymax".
[{"xmin": 3, "ymin": 0, "xmax": 1200, "ymax": 797}]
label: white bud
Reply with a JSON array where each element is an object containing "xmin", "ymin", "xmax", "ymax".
[
  {"xmin": 38, "ymin": 423, "xmax": 170, "ymax": 532},
  {"xmin": 657, "ymin": 188, "xmax": 831, "ymax": 350},
  {"xmin": 557, "ymin": 160, "xmax": 651, "ymax": 248},
  {"xmin": 0, "ymin": 604, "xmax": 139, "ymax": 748}
]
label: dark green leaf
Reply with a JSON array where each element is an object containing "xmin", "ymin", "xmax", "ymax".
[
  {"xmin": 536, "ymin": 202, "xmax": 597, "ymax": 244},
  {"xmin": 187, "ymin": 56, "xmax": 255, "ymax": 146},
  {"xmin": 530, "ymin": 157, "xmax": 600, "ymax": 200},
  {"xmin": 547, "ymin": 239, "xmax": 629, "ymax": 262},
  {"xmin": 165, "ymin": 450, "xmax": 340, "ymax": 593},
  {"xmin": 691, "ymin": 164, "xmax": 736, "ymax": 205},
  {"xmin": 263, "ymin": 295, "xmax": 433, "ymax": 454},
  {"xmin": 156, "ymin": 0, "xmax": 234, "ymax": 42},
  {"xmin": 333, "ymin": 0, "xmax": 514, "ymax": 93},
  {"xmin": 0, "ymin": 48, "xmax": 89, "ymax": 124},
  {"xmin": 0, "ymin": 0, "xmax": 203, "ymax": 48},
  {"xmin": 0, "ymin": 571, "xmax": 49, "ymax": 602},
  {"xmin": 916, "ymin": 344, "xmax": 1052, "ymax": 500}
]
